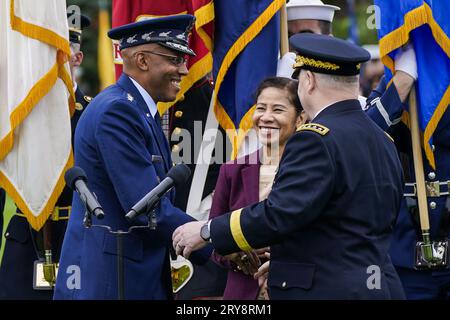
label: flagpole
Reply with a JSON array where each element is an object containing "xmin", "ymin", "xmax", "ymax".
[
  {"xmin": 409, "ymin": 87, "xmax": 433, "ymax": 262},
  {"xmin": 186, "ymin": 91, "xmax": 219, "ymax": 220},
  {"xmin": 280, "ymin": 2, "xmax": 288, "ymax": 56}
]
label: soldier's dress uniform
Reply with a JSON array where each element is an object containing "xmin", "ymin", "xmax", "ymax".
[
  {"xmin": 0, "ymin": 87, "xmax": 91, "ymax": 300},
  {"xmin": 54, "ymin": 15, "xmax": 211, "ymax": 300},
  {"xmin": 170, "ymin": 77, "xmax": 228, "ymax": 299},
  {"xmin": 169, "ymin": 77, "xmax": 223, "ymax": 210},
  {"xmin": 0, "ymin": 13, "xmax": 91, "ymax": 300},
  {"xmin": 208, "ymin": 34, "xmax": 405, "ymax": 299},
  {"xmin": 366, "ymin": 77, "xmax": 450, "ymax": 299}
]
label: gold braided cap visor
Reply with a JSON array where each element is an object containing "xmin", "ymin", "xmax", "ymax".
[{"xmin": 293, "ymin": 54, "xmax": 362, "ymax": 76}]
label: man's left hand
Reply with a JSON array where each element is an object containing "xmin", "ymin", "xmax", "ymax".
[{"xmin": 172, "ymin": 221, "xmax": 207, "ymax": 258}]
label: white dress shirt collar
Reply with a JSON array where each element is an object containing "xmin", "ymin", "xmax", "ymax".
[{"xmin": 129, "ymin": 76, "xmax": 158, "ymax": 118}]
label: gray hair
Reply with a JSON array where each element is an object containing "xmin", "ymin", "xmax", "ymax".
[{"xmin": 315, "ymin": 73, "xmax": 359, "ymax": 90}]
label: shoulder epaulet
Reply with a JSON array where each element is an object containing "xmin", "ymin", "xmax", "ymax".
[
  {"xmin": 384, "ymin": 131, "xmax": 394, "ymax": 143},
  {"xmin": 83, "ymin": 95, "xmax": 92, "ymax": 103},
  {"xmin": 296, "ymin": 123, "xmax": 330, "ymax": 136}
]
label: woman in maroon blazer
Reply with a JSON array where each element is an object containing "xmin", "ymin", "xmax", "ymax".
[{"xmin": 209, "ymin": 77, "xmax": 308, "ymax": 299}]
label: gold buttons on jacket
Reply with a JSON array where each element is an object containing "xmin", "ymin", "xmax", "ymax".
[
  {"xmin": 430, "ymin": 202, "xmax": 437, "ymax": 209},
  {"xmin": 75, "ymin": 102, "xmax": 84, "ymax": 111},
  {"xmin": 175, "ymin": 111, "xmax": 183, "ymax": 118},
  {"xmin": 428, "ymin": 172, "xmax": 436, "ymax": 180}
]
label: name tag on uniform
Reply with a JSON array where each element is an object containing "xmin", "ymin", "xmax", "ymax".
[{"xmin": 33, "ymin": 260, "xmax": 59, "ymax": 290}]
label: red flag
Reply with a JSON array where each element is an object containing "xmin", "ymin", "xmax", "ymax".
[{"xmin": 112, "ymin": 0, "xmax": 214, "ymax": 114}]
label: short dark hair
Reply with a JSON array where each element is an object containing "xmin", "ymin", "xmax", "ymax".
[{"xmin": 255, "ymin": 77, "xmax": 302, "ymax": 115}]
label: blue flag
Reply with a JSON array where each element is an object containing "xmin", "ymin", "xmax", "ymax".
[
  {"xmin": 212, "ymin": 0, "xmax": 284, "ymax": 158},
  {"xmin": 347, "ymin": 0, "xmax": 359, "ymax": 44},
  {"xmin": 375, "ymin": 0, "xmax": 450, "ymax": 169}
]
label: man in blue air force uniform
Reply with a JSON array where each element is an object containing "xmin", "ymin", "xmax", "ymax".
[
  {"xmin": 173, "ymin": 34, "xmax": 405, "ymax": 299},
  {"xmin": 54, "ymin": 15, "xmax": 211, "ymax": 300},
  {"xmin": 0, "ymin": 13, "xmax": 91, "ymax": 300}
]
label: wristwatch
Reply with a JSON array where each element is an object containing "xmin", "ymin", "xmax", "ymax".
[{"xmin": 200, "ymin": 222, "xmax": 211, "ymax": 242}]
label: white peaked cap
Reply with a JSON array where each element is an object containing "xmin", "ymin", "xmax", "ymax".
[{"xmin": 286, "ymin": 0, "xmax": 340, "ymax": 22}]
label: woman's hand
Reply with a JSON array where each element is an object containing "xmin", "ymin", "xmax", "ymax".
[{"xmin": 224, "ymin": 250, "xmax": 261, "ymax": 275}]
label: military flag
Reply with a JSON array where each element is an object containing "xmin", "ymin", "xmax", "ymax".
[
  {"xmin": 212, "ymin": 0, "xmax": 285, "ymax": 158},
  {"xmin": 375, "ymin": 0, "xmax": 450, "ymax": 169},
  {"xmin": 347, "ymin": 0, "xmax": 359, "ymax": 44},
  {"xmin": 98, "ymin": 0, "xmax": 115, "ymax": 90},
  {"xmin": 111, "ymin": 0, "xmax": 214, "ymax": 115},
  {"xmin": 0, "ymin": 0, "xmax": 74, "ymax": 230}
]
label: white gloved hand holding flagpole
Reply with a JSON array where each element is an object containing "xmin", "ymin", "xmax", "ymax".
[{"xmin": 276, "ymin": 52, "xmax": 296, "ymax": 78}]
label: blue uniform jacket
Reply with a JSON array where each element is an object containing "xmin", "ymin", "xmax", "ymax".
[
  {"xmin": 210, "ymin": 100, "xmax": 404, "ymax": 299},
  {"xmin": 54, "ymin": 74, "xmax": 211, "ymax": 300},
  {"xmin": 367, "ymin": 77, "xmax": 450, "ymax": 272}
]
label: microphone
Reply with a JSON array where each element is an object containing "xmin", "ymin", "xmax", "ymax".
[
  {"xmin": 125, "ymin": 164, "xmax": 191, "ymax": 221},
  {"xmin": 65, "ymin": 167, "xmax": 105, "ymax": 220}
]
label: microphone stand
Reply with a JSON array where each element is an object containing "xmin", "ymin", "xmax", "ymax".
[
  {"xmin": 117, "ymin": 230, "xmax": 124, "ymax": 300},
  {"xmin": 83, "ymin": 205, "xmax": 157, "ymax": 300}
]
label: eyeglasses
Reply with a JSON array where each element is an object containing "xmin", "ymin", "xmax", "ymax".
[{"xmin": 135, "ymin": 50, "xmax": 187, "ymax": 66}]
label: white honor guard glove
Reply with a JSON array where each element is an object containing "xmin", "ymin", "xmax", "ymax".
[
  {"xmin": 394, "ymin": 43, "xmax": 417, "ymax": 80},
  {"xmin": 358, "ymin": 95, "xmax": 368, "ymax": 110},
  {"xmin": 276, "ymin": 52, "xmax": 296, "ymax": 78}
]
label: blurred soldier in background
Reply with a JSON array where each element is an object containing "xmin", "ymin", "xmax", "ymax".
[
  {"xmin": 277, "ymin": 0, "xmax": 339, "ymax": 78},
  {"xmin": 170, "ymin": 76, "xmax": 228, "ymax": 300},
  {"xmin": 0, "ymin": 12, "xmax": 91, "ymax": 299},
  {"xmin": 366, "ymin": 42, "xmax": 450, "ymax": 299},
  {"xmin": 360, "ymin": 44, "xmax": 384, "ymax": 97}
]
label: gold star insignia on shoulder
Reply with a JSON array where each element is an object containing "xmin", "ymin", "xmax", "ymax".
[
  {"xmin": 127, "ymin": 93, "xmax": 134, "ymax": 102},
  {"xmin": 83, "ymin": 95, "xmax": 92, "ymax": 103},
  {"xmin": 75, "ymin": 102, "xmax": 84, "ymax": 111},
  {"xmin": 297, "ymin": 123, "xmax": 330, "ymax": 136}
]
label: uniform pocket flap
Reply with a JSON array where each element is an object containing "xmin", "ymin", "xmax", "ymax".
[
  {"xmin": 268, "ymin": 261, "xmax": 315, "ymax": 290},
  {"xmin": 4, "ymin": 216, "xmax": 30, "ymax": 244}
]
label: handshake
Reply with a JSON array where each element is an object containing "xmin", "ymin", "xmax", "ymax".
[
  {"xmin": 172, "ymin": 220, "xmax": 271, "ymax": 299},
  {"xmin": 223, "ymin": 248, "xmax": 269, "ymax": 276},
  {"xmin": 222, "ymin": 248, "xmax": 271, "ymax": 300}
]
